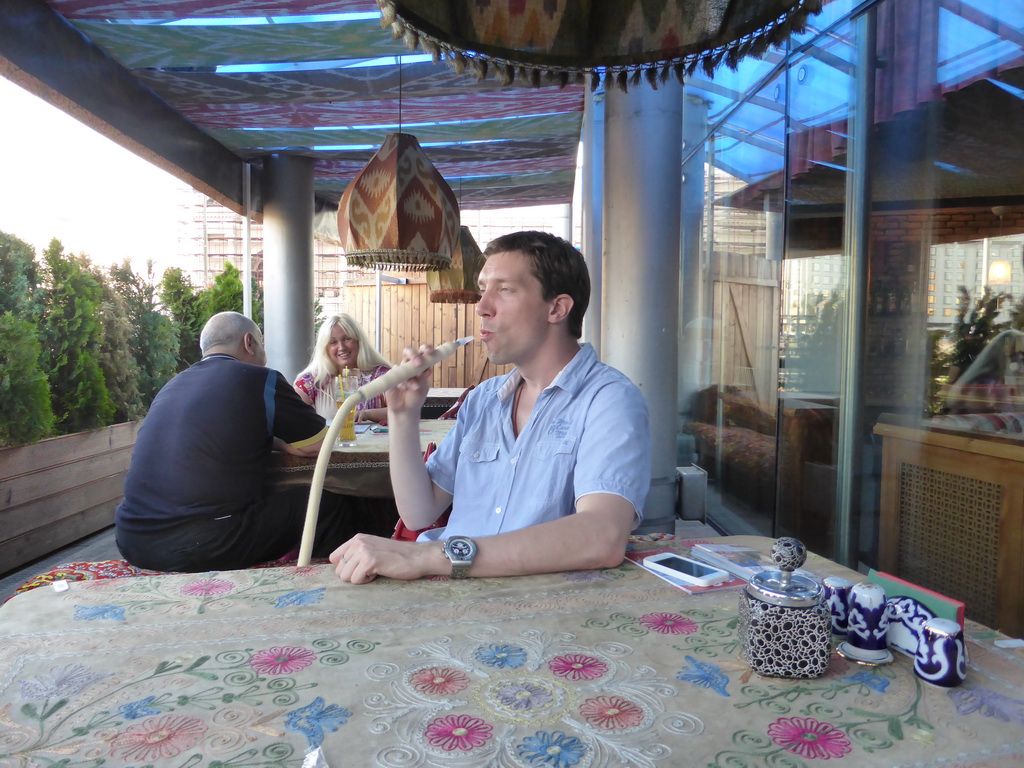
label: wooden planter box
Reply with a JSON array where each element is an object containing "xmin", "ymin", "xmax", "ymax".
[{"xmin": 0, "ymin": 421, "xmax": 139, "ymax": 575}]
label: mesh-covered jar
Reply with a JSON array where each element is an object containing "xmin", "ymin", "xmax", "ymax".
[{"xmin": 737, "ymin": 537, "xmax": 832, "ymax": 679}]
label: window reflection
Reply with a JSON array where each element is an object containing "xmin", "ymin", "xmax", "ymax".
[{"xmin": 682, "ymin": 0, "xmax": 1024, "ymax": 598}]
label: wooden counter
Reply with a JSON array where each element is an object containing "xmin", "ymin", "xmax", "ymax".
[{"xmin": 874, "ymin": 421, "xmax": 1024, "ymax": 638}]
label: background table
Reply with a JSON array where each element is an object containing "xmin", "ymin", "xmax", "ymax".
[
  {"xmin": 268, "ymin": 419, "xmax": 455, "ymax": 497},
  {"xmin": 422, "ymin": 388, "xmax": 468, "ymax": 419},
  {"xmin": 1, "ymin": 535, "xmax": 1022, "ymax": 767},
  {"xmin": 425, "ymin": 387, "xmax": 467, "ymax": 406}
]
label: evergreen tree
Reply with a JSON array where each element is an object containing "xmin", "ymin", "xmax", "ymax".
[
  {"xmin": 38, "ymin": 239, "xmax": 115, "ymax": 433},
  {"xmin": 196, "ymin": 262, "xmax": 267, "ymax": 327},
  {"xmin": 109, "ymin": 260, "xmax": 179, "ymax": 407},
  {"xmin": 159, "ymin": 266, "xmax": 204, "ymax": 369},
  {"xmin": 95, "ymin": 266, "xmax": 144, "ymax": 423},
  {"xmin": 0, "ymin": 231, "xmax": 43, "ymax": 320},
  {"xmin": 0, "ymin": 313, "xmax": 55, "ymax": 446},
  {"xmin": 202, "ymin": 261, "xmax": 245, "ymax": 318},
  {"xmin": 251, "ymin": 272, "xmax": 265, "ymax": 329},
  {"xmin": 944, "ymin": 285, "xmax": 1009, "ymax": 382}
]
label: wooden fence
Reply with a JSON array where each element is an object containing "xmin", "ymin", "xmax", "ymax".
[
  {"xmin": 344, "ymin": 281, "xmax": 512, "ymax": 388},
  {"xmin": 0, "ymin": 421, "xmax": 139, "ymax": 575},
  {"xmin": 710, "ymin": 252, "xmax": 780, "ymax": 411}
]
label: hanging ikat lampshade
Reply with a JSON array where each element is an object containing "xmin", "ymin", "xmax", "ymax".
[
  {"xmin": 427, "ymin": 226, "xmax": 485, "ymax": 304},
  {"xmin": 376, "ymin": 0, "xmax": 823, "ymax": 91},
  {"xmin": 337, "ymin": 132, "xmax": 459, "ymax": 271}
]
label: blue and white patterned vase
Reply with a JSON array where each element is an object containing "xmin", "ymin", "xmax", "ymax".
[
  {"xmin": 913, "ymin": 618, "xmax": 967, "ymax": 687},
  {"xmin": 822, "ymin": 576, "xmax": 854, "ymax": 635},
  {"xmin": 840, "ymin": 582, "xmax": 892, "ymax": 664}
]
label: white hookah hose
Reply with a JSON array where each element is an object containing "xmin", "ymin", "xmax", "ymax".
[{"xmin": 296, "ymin": 337, "xmax": 473, "ymax": 566}]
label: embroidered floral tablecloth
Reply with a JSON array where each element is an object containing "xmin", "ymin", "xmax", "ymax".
[{"xmin": 1, "ymin": 536, "xmax": 1022, "ymax": 768}]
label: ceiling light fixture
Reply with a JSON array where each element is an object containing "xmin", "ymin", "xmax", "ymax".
[{"xmin": 336, "ymin": 59, "xmax": 460, "ymax": 271}]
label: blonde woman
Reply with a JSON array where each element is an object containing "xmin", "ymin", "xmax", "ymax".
[{"xmin": 294, "ymin": 314, "xmax": 392, "ymax": 423}]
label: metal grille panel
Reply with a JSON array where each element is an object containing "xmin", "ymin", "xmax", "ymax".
[{"xmin": 896, "ymin": 461, "xmax": 1001, "ymax": 627}]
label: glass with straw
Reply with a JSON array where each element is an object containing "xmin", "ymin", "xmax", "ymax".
[{"xmin": 336, "ymin": 367, "xmax": 359, "ymax": 446}]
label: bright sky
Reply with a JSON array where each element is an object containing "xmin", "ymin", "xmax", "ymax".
[{"xmin": 0, "ymin": 76, "xmax": 191, "ymax": 276}]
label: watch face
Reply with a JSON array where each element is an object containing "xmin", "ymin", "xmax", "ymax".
[{"xmin": 447, "ymin": 537, "xmax": 475, "ymax": 560}]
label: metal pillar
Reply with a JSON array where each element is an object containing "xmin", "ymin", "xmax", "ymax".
[
  {"xmin": 242, "ymin": 162, "xmax": 253, "ymax": 319},
  {"xmin": 680, "ymin": 93, "xmax": 708, "ymax": 420},
  {"xmin": 835, "ymin": 8, "xmax": 877, "ymax": 568},
  {"xmin": 581, "ymin": 88, "xmax": 604, "ymax": 354},
  {"xmin": 602, "ymin": 83, "xmax": 683, "ymax": 534},
  {"xmin": 553, "ymin": 202, "xmax": 573, "ymax": 243},
  {"xmin": 262, "ymin": 154, "xmax": 315, "ymax": 380}
]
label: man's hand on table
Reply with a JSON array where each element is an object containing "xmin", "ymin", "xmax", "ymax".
[{"xmin": 330, "ymin": 533, "xmax": 446, "ymax": 584}]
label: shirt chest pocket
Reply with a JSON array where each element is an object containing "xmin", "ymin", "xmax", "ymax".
[
  {"xmin": 533, "ymin": 436, "xmax": 577, "ymax": 459},
  {"xmin": 460, "ymin": 440, "xmax": 500, "ymax": 464}
]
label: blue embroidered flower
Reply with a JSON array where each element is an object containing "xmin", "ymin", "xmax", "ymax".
[
  {"xmin": 118, "ymin": 696, "xmax": 162, "ymax": 720},
  {"xmin": 844, "ymin": 670, "xmax": 889, "ymax": 693},
  {"xmin": 949, "ymin": 686, "xmax": 1024, "ymax": 723},
  {"xmin": 516, "ymin": 730, "xmax": 587, "ymax": 767},
  {"xmin": 475, "ymin": 643, "xmax": 527, "ymax": 669},
  {"xmin": 495, "ymin": 682, "xmax": 552, "ymax": 711},
  {"xmin": 285, "ymin": 696, "xmax": 352, "ymax": 748},
  {"xmin": 74, "ymin": 604, "xmax": 125, "ymax": 621},
  {"xmin": 677, "ymin": 655, "xmax": 729, "ymax": 697},
  {"xmin": 275, "ymin": 588, "xmax": 325, "ymax": 608},
  {"xmin": 19, "ymin": 664, "xmax": 110, "ymax": 700}
]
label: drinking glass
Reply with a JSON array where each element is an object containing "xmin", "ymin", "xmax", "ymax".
[{"xmin": 336, "ymin": 370, "xmax": 359, "ymax": 446}]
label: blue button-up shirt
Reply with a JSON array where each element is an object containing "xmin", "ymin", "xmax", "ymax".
[{"xmin": 421, "ymin": 343, "xmax": 651, "ymax": 541}]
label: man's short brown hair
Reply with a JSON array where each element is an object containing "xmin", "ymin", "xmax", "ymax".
[{"xmin": 484, "ymin": 231, "xmax": 590, "ymax": 339}]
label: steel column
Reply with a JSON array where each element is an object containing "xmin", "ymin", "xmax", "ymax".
[
  {"xmin": 262, "ymin": 154, "xmax": 315, "ymax": 380},
  {"xmin": 581, "ymin": 88, "xmax": 604, "ymax": 353},
  {"xmin": 603, "ymin": 84, "xmax": 683, "ymax": 534}
]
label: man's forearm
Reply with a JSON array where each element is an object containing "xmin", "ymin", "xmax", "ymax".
[
  {"xmin": 462, "ymin": 500, "xmax": 634, "ymax": 578},
  {"xmin": 330, "ymin": 496, "xmax": 635, "ymax": 584},
  {"xmin": 388, "ymin": 412, "xmax": 447, "ymax": 529}
]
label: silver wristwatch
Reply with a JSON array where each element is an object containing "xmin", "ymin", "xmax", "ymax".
[{"xmin": 442, "ymin": 536, "xmax": 477, "ymax": 579}]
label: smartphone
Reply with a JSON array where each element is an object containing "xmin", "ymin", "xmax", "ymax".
[{"xmin": 642, "ymin": 553, "xmax": 730, "ymax": 587}]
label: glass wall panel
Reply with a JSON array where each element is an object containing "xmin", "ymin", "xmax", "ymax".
[
  {"xmin": 681, "ymin": 1, "xmax": 1023, "ymax": 634},
  {"xmin": 778, "ymin": 18, "xmax": 858, "ymax": 559},
  {"xmin": 861, "ymin": 0, "xmax": 1024, "ymax": 633},
  {"xmin": 682, "ymin": 66, "xmax": 786, "ymax": 537}
]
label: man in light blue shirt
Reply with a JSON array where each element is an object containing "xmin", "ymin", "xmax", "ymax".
[{"xmin": 331, "ymin": 231, "xmax": 651, "ymax": 582}]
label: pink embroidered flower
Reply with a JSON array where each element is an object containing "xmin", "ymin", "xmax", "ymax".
[
  {"xmin": 110, "ymin": 715, "xmax": 206, "ymax": 761},
  {"xmin": 638, "ymin": 612, "xmax": 697, "ymax": 635},
  {"xmin": 410, "ymin": 667, "xmax": 470, "ymax": 696},
  {"xmin": 548, "ymin": 654, "xmax": 608, "ymax": 681},
  {"xmin": 579, "ymin": 695, "xmax": 645, "ymax": 730},
  {"xmin": 424, "ymin": 714, "xmax": 493, "ymax": 751},
  {"xmin": 767, "ymin": 716, "xmax": 852, "ymax": 760},
  {"xmin": 248, "ymin": 646, "xmax": 316, "ymax": 676},
  {"xmin": 179, "ymin": 578, "xmax": 233, "ymax": 597}
]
